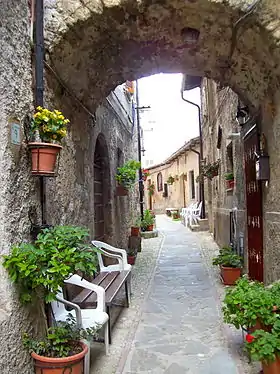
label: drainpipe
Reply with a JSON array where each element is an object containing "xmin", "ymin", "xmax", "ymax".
[
  {"xmin": 135, "ymin": 80, "xmax": 144, "ymax": 220},
  {"xmin": 181, "ymin": 92, "xmax": 205, "ymax": 219},
  {"xmin": 34, "ymin": 0, "xmax": 47, "ymax": 226}
]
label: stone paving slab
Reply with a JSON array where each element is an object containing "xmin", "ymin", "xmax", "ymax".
[{"xmin": 121, "ymin": 215, "xmax": 251, "ymax": 374}]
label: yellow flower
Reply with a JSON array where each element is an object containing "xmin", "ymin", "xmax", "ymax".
[
  {"xmin": 53, "ymin": 134, "xmax": 57, "ymax": 139},
  {"xmin": 37, "ymin": 106, "xmax": 43, "ymax": 111}
]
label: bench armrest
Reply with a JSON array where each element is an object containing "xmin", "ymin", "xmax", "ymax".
[{"xmin": 55, "ymin": 295, "xmax": 82, "ymax": 326}]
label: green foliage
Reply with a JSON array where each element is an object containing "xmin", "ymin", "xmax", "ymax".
[
  {"xmin": 23, "ymin": 315, "xmax": 99, "ymax": 358},
  {"xmin": 212, "ymin": 246, "xmax": 243, "ymax": 268},
  {"xmin": 245, "ymin": 321, "xmax": 280, "ymax": 364},
  {"xmin": 224, "ymin": 172, "xmax": 234, "ymax": 181},
  {"xmin": 115, "ymin": 160, "xmax": 141, "ymax": 189},
  {"xmin": 147, "ymin": 183, "xmax": 155, "ymax": 196},
  {"xmin": 3, "ymin": 226, "xmax": 98, "ymax": 304},
  {"xmin": 167, "ymin": 175, "xmax": 175, "ymax": 185},
  {"xmin": 222, "ymin": 276, "xmax": 280, "ymax": 330},
  {"xmin": 141, "ymin": 209, "xmax": 155, "ymax": 229},
  {"xmin": 202, "ymin": 160, "xmax": 220, "ymax": 179}
]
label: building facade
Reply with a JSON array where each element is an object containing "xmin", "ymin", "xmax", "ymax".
[{"xmin": 144, "ymin": 137, "xmax": 200, "ymax": 213}]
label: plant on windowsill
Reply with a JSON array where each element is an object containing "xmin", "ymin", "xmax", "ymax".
[
  {"xmin": 28, "ymin": 106, "xmax": 69, "ymax": 176},
  {"xmin": 212, "ymin": 246, "xmax": 243, "ymax": 285},
  {"xmin": 115, "ymin": 160, "xmax": 141, "ymax": 196},
  {"xmin": 147, "ymin": 182, "xmax": 155, "ymax": 196},
  {"xmin": 2, "ymin": 225, "xmax": 98, "ymax": 373},
  {"xmin": 222, "ymin": 276, "xmax": 280, "ymax": 333},
  {"xmin": 141, "ymin": 209, "xmax": 155, "ymax": 232},
  {"xmin": 23, "ymin": 315, "xmax": 99, "ymax": 373},
  {"xmin": 167, "ymin": 175, "xmax": 175, "ymax": 185},
  {"xmin": 225, "ymin": 172, "xmax": 234, "ymax": 189},
  {"xmin": 245, "ymin": 320, "xmax": 280, "ymax": 373}
]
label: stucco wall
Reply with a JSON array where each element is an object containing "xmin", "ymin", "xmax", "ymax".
[{"xmin": 145, "ymin": 143, "xmax": 200, "ymax": 213}]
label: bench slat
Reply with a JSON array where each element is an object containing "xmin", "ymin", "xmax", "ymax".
[{"xmin": 105, "ymin": 271, "xmax": 130, "ymax": 304}]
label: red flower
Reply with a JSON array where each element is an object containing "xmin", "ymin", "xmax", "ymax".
[{"xmin": 246, "ymin": 334, "xmax": 254, "ymax": 343}]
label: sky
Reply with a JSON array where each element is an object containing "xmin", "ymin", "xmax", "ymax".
[{"xmin": 138, "ymin": 73, "xmax": 200, "ymax": 167}]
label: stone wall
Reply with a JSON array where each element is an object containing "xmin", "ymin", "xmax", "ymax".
[{"xmin": 144, "ymin": 139, "xmax": 200, "ymax": 213}]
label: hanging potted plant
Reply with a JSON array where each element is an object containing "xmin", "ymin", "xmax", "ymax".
[
  {"xmin": 225, "ymin": 172, "xmax": 234, "ymax": 189},
  {"xmin": 202, "ymin": 160, "xmax": 220, "ymax": 180},
  {"xmin": 28, "ymin": 106, "xmax": 69, "ymax": 176},
  {"xmin": 167, "ymin": 175, "xmax": 175, "ymax": 185},
  {"xmin": 212, "ymin": 246, "xmax": 243, "ymax": 285},
  {"xmin": 142, "ymin": 169, "xmax": 150, "ymax": 182},
  {"xmin": 3, "ymin": 226, "xmax": 99, "ymax": 374},
  {"xmin": 115, "ymin": 160, "xmax": 141, "ymax": 196},
  {"xmin": 147, "ymin": 182, "xmax": 155, "ymax": 196}
]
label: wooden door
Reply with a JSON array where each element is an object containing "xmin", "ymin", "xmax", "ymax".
[
  {"xmin": 148, "ymin": 179, "xmax": 153, "ymax": 211},
  {"xmin": 244, "ymin": 126, "xmax": 263, "ymax": 282},
  {"xmin": 94, "ymin": 150, "xmax": 105, "ymax": 241}
]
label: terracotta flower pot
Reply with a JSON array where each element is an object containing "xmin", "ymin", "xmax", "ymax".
[
  {"xmin": 127, "ymin": 255, "xmax": 136, "ymax": 265},
  {"xmin": 28, "ymin": 142, "xmax": 62, "ymax": 176},
  {"xmin": 131, "ymin": 227, "xmax": 140, "ymax": 236},
  {"xmin": 147, "ymin": 225, "xmax": 154, "ymax": 231},
  {"xmin": 226, "ymin": 179, "xmax": 234, "ymax": 189},
  {"xmin": 221, "ymin": 266, "xmax": 241, "ymax": 285},
  {"xmin": 116, "ymin": 185, "xmax": 128, "ymax": 196},
  {"xmin": 31, "ymin": 342, "xmax": 88, "ymax": 374},
  {"xmin": 262, "ymin": 356, "xmax": 280, "ymax": 374}
]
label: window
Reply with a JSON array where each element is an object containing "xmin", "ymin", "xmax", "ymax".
[
  {"xmin": 157, "ymin": 172, "xmax": 163, "ymax": 192},
  {"xmin": 163, "ymin": 183, "xmax": 168, "ymax": 198},
  {"xmin": 189, "ymin": 170, "xmax": 195, "ymax": 199}
]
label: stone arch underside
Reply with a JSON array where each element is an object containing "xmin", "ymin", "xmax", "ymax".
[{"xmin": 44, "ymin": 0, "xmax": 280, "ymax": 111}]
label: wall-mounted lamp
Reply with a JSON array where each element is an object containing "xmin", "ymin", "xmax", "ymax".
[{"xmin": 236, "ymin": 105, "xmax": 250, "ymax": 126}]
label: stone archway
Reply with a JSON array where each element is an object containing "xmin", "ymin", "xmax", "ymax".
[
  {"xmin": 94, "ymin": 133, "xmax": 111, "ymax": 242},
  {"xmin": 44, "ymin": 0, "xmax": 280, "ymax": 110}
]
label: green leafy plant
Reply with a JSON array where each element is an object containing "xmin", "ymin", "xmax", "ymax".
[
  {"xmin": 3, "ymin": 226, "xmax": 98, "ymax": 304},
  {"xmin": 31, "ymin": 106, "xmax": 69, "ymax": 143},
  {"xmin": 245, "ymin": 321, "xmax": 280, "ymax": 364},
  {"xmin": 147, "ymin": 183, "xmax": 155, "ymax": 196},
  {"xmin": 115, "ymin": 160, "xmax": 141, "ymax": 189},
  {"xmin": 222, "ymin": 276, "xmax": 279, "ymax": 330},
  {"xmin": 202, "ymin": 160, "xmax": 220, "ymax": 180},
  {"xmin": 141, "ymin": 209, "xmax": 155, "ymax": 230},
  {"xmin": 212, "ymin": 246, "xmax": 243, "ymax": 268},
  {"xmin": 23, "ymin": 315, "xmax": 98, "ymax": 358},
  {"xmin": 224, "ymin": 172, "xmax": 234, "ymax": 181},
  {"xmin": 167, "ymin": 175, "xmax": 175, "ymax": 185}
]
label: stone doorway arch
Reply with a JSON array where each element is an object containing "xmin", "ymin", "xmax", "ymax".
[{"xmin": 94, "ymin": 133, "xmax": 111, "ymax": 242}]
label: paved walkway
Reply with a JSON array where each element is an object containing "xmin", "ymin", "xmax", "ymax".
[{"xmin": 121, "ymin": 215, "xmax": 241, "ymax": 374}]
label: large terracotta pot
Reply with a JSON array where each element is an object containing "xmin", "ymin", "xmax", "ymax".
[
  {"xmin": 131, "ymin": 226, "xmax": 140, "ymax": 236},
  {"xmin": 116, "ymin": 185, "xmax": 128, "ymax": 196},
  {"xmin": 226, "ymin": 179, "xmax": 235, "ymax": 189},
  {"xmin": 262, "ymin": 356, "xmax": 280, "ymax": 374},
  {"xmin": 28, "ymin": 142, "xmax": 62, "ymax": 176},
  {"xmin": 127, "ymin": 255, "xmax": 136, "ymax": 265},
  {"xmin": 221, "ymin": 266, "xmax": 241, "ymax": 285},
  {"xmin": 31, "ymin": 342, "xmax": 88, "ymax": 374}
]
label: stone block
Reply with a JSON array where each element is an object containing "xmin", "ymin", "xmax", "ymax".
[
  {"xmin": 128, "ymin": 235, "xmax": 142, "ymax": 252},
  {"xmin": 141, "ymin": 230, "xmax": 159, "ymax": 239},
  {"xmin": 190, "ymin": 219, "xmax": 209, "ymax": 232}
]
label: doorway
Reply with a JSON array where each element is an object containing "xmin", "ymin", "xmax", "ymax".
[{"xmin": 244, "ymin": 125, "xmax": 264, "ymax": 282}]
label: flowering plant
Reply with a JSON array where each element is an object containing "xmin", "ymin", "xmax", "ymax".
[
  {"xmin": 245, "ymin": 321, "xmax": 280, "ymax": 364},
  {"xmin": 147, "ymin": 183, "xmax": 155, "ymax": 196},
  {"xmin": 31, "ymin": 106, "xmax": 69, "ymax": 143},
  {"xmin": 142, "ymin": 169, "xmax": 150, "ymax": 179}
]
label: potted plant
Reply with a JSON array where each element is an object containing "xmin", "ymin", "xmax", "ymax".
[
  {"xmin": 3, "ymin": 225, "xmax": 98, "ymax": 373},
  {"xmin": 142, "ymin": 168, "xmax": 150, "ymax": 181},
  {"xmin": 245, "ymin": 321, "xmax": 280, "ymax": 374},
  {"xmin": 28, "ymin": 106, "xmax": 69, "ymax": 176},
  {"xmin": 201, "ymin": 160, "xmax": 220, "ymax": 180},
  {"xmin": 115, "ymin": 160, "xmax": 141, "ymax": 196},
  {"xmin": 225, "ymin": 172, "xmax": 234, "ymax": 189},
  {"xmin": 131, "ymin": 216, "xmax": 141, "ymax": 237},
  {"xmin": 223, "ymin": 276, "xmax": 279, "ymax": 333},
  {"xmin": 172, "ymin": 211, "xmax": 180, "ymax": 220},
  {"xmin": 147, "ymin": 182, "xmax": 155, "ymax": 196},
  {"xmin": 127, "ymin": 248, "xmax": 137, "ymax": 265},
  {"xmin": 212, "ymin": 246, "xmax": 243, "ymax": 285},
  {"xmin": 23, "ymin": 315, "xmax": 98, "ymax": 374},
  {"xmin": 167, "ymin": 175, "xmax": 175, "ymax": 185},
  {"xmin": 141, "ymin": 209, "xmax": 155, "ymax": 232}
]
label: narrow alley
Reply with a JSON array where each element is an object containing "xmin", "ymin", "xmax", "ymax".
[{"xmin": 92, "ymin": 216, "xmax": 253, "ymax": 374}]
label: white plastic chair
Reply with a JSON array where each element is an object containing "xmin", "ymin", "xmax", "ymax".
[
  {"xmin": 189, "ymin": 201, "xmax": 202, "ymax": 225},
  {"xmin": 91, "ymin": 240, "xmax": 132, "ymax": 298},
  {"xmin": 51, "ymin": 274, "xmax": 109, "ymax": 374}
]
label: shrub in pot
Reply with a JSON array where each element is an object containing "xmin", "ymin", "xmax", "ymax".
[
  {"xmin": 212, "ymin": 246, "xmax": 243, "ymax": 285},
  {"xmin": 127, "ymin": 248, "xmax": 137, "ymax": 265},
  {"xmin": 28, "ymin": 107, "xmax": 69, "ymax": 176},
  {"xmin": 245, "ymin": 320, "xmax": 280, "ymax": 374},
  {"xmin": 3, "ymin": 226, "xmax": 98, "ymax": 373},
  {"xmin": 223, "ymin": 276, "xmax": 279, "ymax": 333},
  {"xmin": 115, "ymin": 160, "xmax": 141, "ymax": 196},
  {"xmin": 131, "ymin": 216, "xmax": 141, "ymax": 237},
  {"xmin": 141, "ymin": 209, "xmax": 155, "ymax": 232},
  {"xmin": 224, "ymin": 172, "xmax": 234, "ymax": 189}
]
